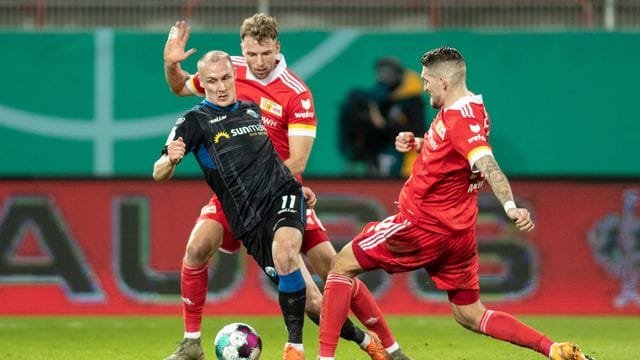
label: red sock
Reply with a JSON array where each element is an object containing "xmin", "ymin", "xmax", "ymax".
[
  {"xmin": 319, "ymin": 273, "xmax": 353, "ymax": 357},
  {"xmin": 479, "ymin": 310, "xmax": 553, "ymax": 356},
  {"xmin": 181, "ymin": 263, "xmax": 208, "ymax": 333},
  {"xmin": 350, "ymin": 277, "xmax": 395, "ymax": 348}
]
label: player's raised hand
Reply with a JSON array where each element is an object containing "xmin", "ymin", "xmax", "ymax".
[
  {"xmin": 164, "ymin": 20, "xmax": 197, "ymax": 65},
  {"xmin": 302, "ymin": 186, "xmax": 317, "ymax": 209},
  {"xmin": 395, "ymin": 131, "xmax": 418, "ymax": 153},
  {"xmin": 506, "ymin": 207, "xmax": 535, "ymax": 232},
  {"xmin": 167, "ymin": 137, "xmax": 186, "ymax": 164}
]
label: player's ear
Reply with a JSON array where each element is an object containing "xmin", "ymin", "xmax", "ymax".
[{"xmin": 275, "ymin": 40, "xmax": 281, "ymax": 54}]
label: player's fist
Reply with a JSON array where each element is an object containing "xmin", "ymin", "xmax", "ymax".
[
  {"xmin": 506, "ymin": 207, "xmax": 535, "ymax": 232},
  {"xmin": 395, "ymin": 131, "xmax": 417, "ymax": 153},
  {"xmin": 302, "ymin": 186, "xmax": 317, "ymax": 209},
  {"xmin": 167, "ymin": 137, "xmax": 186, "ymax": 164}
]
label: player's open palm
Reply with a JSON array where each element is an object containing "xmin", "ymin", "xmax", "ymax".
[
  {"xmin": 164, "ymin": 20, "xmax": 197, "ymax": 64},
  {"xmin": 506, "ymin": 208, "xmax": 535, "ymax": 232}
]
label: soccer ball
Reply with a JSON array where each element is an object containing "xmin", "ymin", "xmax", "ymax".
[{"xmin": 214, "ymin": 322, "xmax": 262, "ymax": 360}]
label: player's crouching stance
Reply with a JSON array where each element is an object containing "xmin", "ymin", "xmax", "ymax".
[
  {"xmin": 317, "ymin": 47, "xmax": 594, "ymax": 360},
  {"xmin": 155, "ymin": 51, "xmax": 312, "ymax": 360}
]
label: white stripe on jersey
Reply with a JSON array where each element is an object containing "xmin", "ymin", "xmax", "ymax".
[
  {"xmin": 359, "ymin": 222, "xmax": 407, "ymax": 250},
  {"xmin": 288, "ymin": 128, "xmax": 316, "ymax": 138},
  {"xmin": 326, "ymin": 273, "xmax": 353, "ymax": 286},
  {"xmin": 460, "ymin": 103, "xmax": 474, "ymax": 118},
  {"xmin": 279, "ymin": 70, "xmax": 306, "ymax": 94},
  {"xmin": 231, "ymin": 56, "xmax": 246, "ymax": 65}
]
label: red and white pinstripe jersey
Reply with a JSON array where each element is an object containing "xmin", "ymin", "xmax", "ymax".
[
  {"xmin": 186, "ymin": 54, "xmax": 317, "ymax": 182},
  {"xmin": 398, "ymin": 94, "xmax": 493, "ymax": 235}
]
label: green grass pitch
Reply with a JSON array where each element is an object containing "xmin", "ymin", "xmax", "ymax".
[{"xmin": 0, "ymin": 315, "xmax": 636, "ymax": 359}]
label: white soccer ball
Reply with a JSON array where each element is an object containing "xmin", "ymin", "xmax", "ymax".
[{"xmin": 214, "ymin": 322, "xmax": 262, "ymax": 360}]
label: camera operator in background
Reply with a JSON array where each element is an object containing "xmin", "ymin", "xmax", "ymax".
[{"xmin": 339, "ymin": 56, "xmax": 426, "ymax": 177}]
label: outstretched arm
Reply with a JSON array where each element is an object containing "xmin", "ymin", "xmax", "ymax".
[
  {"xmin": 474, "ymin": 154, "xmax": 535, "ymax": 232},
  {"xmin": 164, "ymin": 20, "xmax": 197, "ymax": 96}
]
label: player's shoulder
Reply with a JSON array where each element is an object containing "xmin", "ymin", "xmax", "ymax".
[
  {"xmin": 443, "ymin": 94, "xmax": 485, "ymax": 126},
  {"xmin": 276, "ymin": 66, "xmax": 310, "ymax": 96},
  {"xmin": 237, "ymin": 100, "xmax": 260, "ymax": 112}
]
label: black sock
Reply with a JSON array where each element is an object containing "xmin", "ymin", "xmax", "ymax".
[
  {"xmin": 307, "ymin": 313, "xmax": 365, "ymax": 344},
  {"xmin": 279, "ymin": 289, "xmax": 306, "ymax": 344}
]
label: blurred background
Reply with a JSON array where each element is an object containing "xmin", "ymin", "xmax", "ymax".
[{"xmin": 1, "ymin": 0, "xmax": 639, "ymax": 316}]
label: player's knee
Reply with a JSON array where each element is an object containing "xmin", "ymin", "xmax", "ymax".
[
  {"xmin": 272, "ymin": 247, "xmax": 298, "ymax": 272},
  {"xmin": 185, "ymin": 235, "xmax": 220, "ymax": 264}
]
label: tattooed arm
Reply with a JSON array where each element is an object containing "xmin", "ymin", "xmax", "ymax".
[{"xmin": 474, "ymin": 155, "xmax": 535, "ymax": 232}]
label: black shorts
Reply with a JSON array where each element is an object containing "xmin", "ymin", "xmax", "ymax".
[{"xmin": 241, "ymin": 183, "xmax": 306, "ymax": 285}]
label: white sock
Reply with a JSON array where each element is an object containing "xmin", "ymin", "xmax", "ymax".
[
  {"xmin": 385, "ymin": 341, "xmax": 400, "ymax": 354},
  {"xmin": 184, "ymin": 331, "xmax": 201, "ymax": 339},
  {"xmin": 359, "ymin": 331, "xmax": 372, "ymax": 349},
  {"xmin": 286, "ymin": 342, "xmax": 304, "ymax": 351}
]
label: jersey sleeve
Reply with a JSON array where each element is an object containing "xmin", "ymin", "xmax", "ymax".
[
  {"xmin": 162, "ymin": 113, "xmax": 202, "ymax": 155},
  {"xmin": 449, "ymin": 111, "xmax": 493, "ymax": 170},
  {"xmin": 287, "ymin": 91, "xmax": 317, "ymax": 138},
  {"xmin": 185, "ymin": 74, "xmax": 205, "ymax": 97}
]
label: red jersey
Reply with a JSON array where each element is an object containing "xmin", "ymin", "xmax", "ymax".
[
  {"xmin": 186, "ymin": 54, "xmax": 317, "ymax": 181},
  {"xmin": 398, "ymin": 94, "xmax": 493, "ymax": 235}
]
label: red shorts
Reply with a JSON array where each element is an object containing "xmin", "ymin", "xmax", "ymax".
[
  {"xmin": 197, "ymin": 195, "xmax": 329, "ymax": 255},
  {"xmin": 352, "ymin": 212, "xmax": 479, "ymax": 291}
]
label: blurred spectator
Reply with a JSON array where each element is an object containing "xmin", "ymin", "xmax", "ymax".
[{"xmin": 339, "ymin": 56, "xmax": 426, "ymax": 177}]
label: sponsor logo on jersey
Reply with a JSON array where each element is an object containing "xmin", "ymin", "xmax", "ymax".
[
  {"xmin": 262, "ymin": 116, "xmax": 278, "ymax": 128},
  {"xmin": 469, "ymin": 123, "xmax": 481, "ymax": 133},
  {"xmin": 467, "ymin": 134, "xmax": 487, "ymax": 144},
  {"xmin": 246, "ymin": 109, "xmax": 259, "ymax": 119},
  {"xmin": 209, "ymin": 115, "xmax": 227, "ymax": 124},
  {"xmin": 200, "ymin": 204, "xmax": 217, "ymax": 215},
  {"xmin": 294, "ymin": 111, "xmax": 315, "ymax": 119},
  {"xmin": 260, "ymin": 97, "xmax": 283, "ymax": 117},
  {"xmin": 213, "ymin": 131, "xmax": 231, "ymax": 143},
  {"xmin": 426, "ymin": 128, "xmax": 438, "ymax": 150},
  {"xmin": 230, "ymin": 123, "xmax": 266, "ymax": 136},
  {"xmin": 435, "ymin": 120, "xmax": 446, "ymax": 140},
  {"xmin": 301, "ymin": 98, "xmax": 311, "ymax": 110}
]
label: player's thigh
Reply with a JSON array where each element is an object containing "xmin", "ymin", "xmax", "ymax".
[
  {"xmin": 185, "ymin": 218, "xmax": 225, "ymax": 264},
  {"xmin": 305, "ymin": 241, "xmax": 337, "ymax": 281},
  {"xmin": 331, "ymin": 242, "xmax": 365, "ymax": 278}
]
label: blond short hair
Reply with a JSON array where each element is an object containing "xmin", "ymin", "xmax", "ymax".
[{"xmin": 240, "ymin": 13, "xmax": 278, "ymax": 44}]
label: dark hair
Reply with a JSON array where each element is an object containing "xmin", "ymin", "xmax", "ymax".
[
  {"xmin": 420, "ymin": 47, "xmax": 464, "ymax": 67},
  {"xmin": 240, "ymin": 13, "xmax": 278, "ymax": 44}
]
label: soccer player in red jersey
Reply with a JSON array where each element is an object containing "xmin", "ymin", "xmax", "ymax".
[
  {"xmin": 318, "ymin": 47, "xmax": 593, "ymax": 360},
  {"xmin": 162, "ymin": 14, "xmax": 408, "ymax": 360}
]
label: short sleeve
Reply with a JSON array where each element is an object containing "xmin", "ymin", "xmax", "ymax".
[{"xmin": 287, "ymin": 92, "xmax": 317, "ymax": 138}]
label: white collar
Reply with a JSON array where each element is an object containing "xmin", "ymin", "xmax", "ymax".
[
  {"xmin": 446, "ymin": 93, "xmax": 484, "ymax": 111},
  {"xmin": 244, "ymin": 53, "xmax": 287, "ymax": 85}
]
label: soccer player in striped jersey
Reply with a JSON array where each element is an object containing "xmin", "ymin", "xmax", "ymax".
[
  {"xmin": 162, "ymin": 13, "xmax": 409, "ymax": 360},
  {"xmin": 317, "ymin": 47, "xmax": 593, "ymax": 360}
]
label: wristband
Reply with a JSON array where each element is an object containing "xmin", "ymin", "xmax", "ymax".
[{"xmin": 503, "ymin": 200, "xmax": 516, "ymax": 213}]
